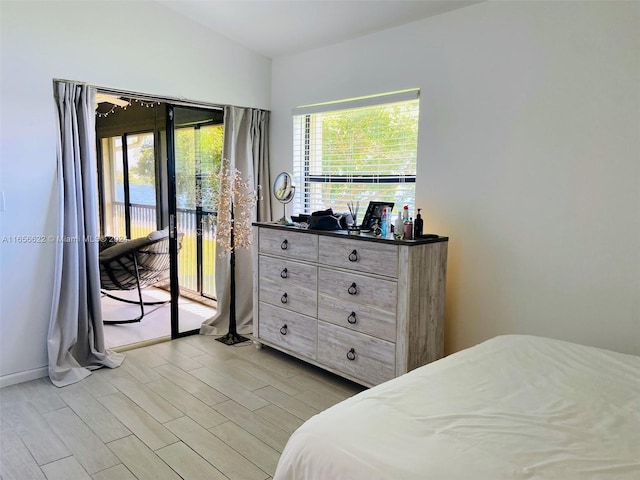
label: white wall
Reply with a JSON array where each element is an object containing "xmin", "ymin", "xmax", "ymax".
[
  {"xmin": 271, "ymin": 1, "xmax": 640, "ymax": 355},
  {"xmin": 0, "ymin": 0, "xmax": 271, "ymax": 384}
]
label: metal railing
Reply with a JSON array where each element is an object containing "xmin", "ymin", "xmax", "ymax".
[{"xmin": 112, "ymin": 202, "xmax": 217, "ymax": 297}]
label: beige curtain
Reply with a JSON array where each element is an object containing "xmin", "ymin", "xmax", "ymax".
[
  {"xmin": 48, "ymin": 81, "xmax": 123, "ymax": 387},
  {"xmin": 200, "ymin": 107, "xmax": 271, "ymax": 335}
]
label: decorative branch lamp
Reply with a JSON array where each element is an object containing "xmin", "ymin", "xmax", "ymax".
[{"xmin": 215, "ymin": 158, "xmax": 257, "ymax": 345}]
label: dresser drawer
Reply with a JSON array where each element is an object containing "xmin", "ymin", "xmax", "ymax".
[
  {"xmin": 258, "ymin": 303, "xmax": 317, "ymax": 360},
  {"xmin": 318, "ymin": 293, "xmax": 396, "ymax": 342},
  {"xmin": 318, "ymin": 268, "xmax": 397, "ymax": 313},
  {"xmin": 259, "ymin": 255, "xmax": 317, "ymax": 288},
  {"xmin": 258, "ymin": 227, "xmax": 318, "ymax": 262},
  {"xmin": 259, "ymin": 281, "xmax": 317, "ymax": 317},
  {"xmin": 317, "ymin": 321, "xmax": 395, "ymax": 386},
  {"xmin": 319, "ymin": 236, "xmax": 398, "ymax": 277}
]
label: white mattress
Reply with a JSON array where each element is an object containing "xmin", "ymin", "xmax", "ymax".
[{"xmin": 274, "ymin": 335, "xmax": 640, "ymax": 480}]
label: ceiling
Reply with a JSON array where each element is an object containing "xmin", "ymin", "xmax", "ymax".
[{"xmin": 156, "ymin": 0, "xmax": 482, "ymax": 58}]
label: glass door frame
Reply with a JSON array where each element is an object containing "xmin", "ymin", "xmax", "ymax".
[
  {"xmin": 166, "ymin": 105, "xmax": 187, "ymax": 338},
  {"xmin": 165, "ymin": 103, "xmax": 223, "ymax": 339}
]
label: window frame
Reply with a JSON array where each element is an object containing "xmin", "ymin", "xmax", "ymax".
[{"xmin": 292, "ymin": 89, "xmax": 420, "ymax": 215}]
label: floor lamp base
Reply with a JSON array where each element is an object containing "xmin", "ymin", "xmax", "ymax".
[{"xmin": 215, "ymin": 332, "xmax": 250, "ymax": 346}]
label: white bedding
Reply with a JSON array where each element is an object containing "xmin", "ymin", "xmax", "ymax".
[{"xmin": 274, "ymin": 335, "xmax": 640, "ymax": 480}]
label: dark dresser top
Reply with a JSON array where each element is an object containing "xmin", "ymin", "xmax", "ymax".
[{"xmin": 253, "ymin": 222, "xmax": 448, "ymax": 246}]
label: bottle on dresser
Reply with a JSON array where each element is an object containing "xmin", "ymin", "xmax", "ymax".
[
  {"xmin": 394, "ymin": 211, "xmax": 404, "ymax": 240},
  {"xmin": 414, "ymin": 208, "xmax": 424, "ymax": 238},
  {"xmin": 380, "ymin": 207, "xmax": 389, "ymax": 238},
  {"xmin": 403, "ymin": 217, "xmax": 414, "ymax": 240}
]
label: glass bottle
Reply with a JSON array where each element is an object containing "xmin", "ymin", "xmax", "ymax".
[
  {"xmin": 394, "ymin": 212, "xmax": 404, "ymax": 239},
  {"xmin": 414, "ymin": 208, "xmax": 423, "ymax": 238},
  {"xmin": 402, "ymin": 205, "xmax": 409, "ymax": 223},
  {"xmin": 403, "ymin": 217, "xmax": 414, "ymax": 240}
]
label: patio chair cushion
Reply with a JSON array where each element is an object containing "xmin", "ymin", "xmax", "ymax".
[
  {"xmin": 99, "ymin": 230, "xmax": 177, "ymax": 292},
  {"xmin": 146, "ymin": 227, "xmax": 169, "ymax": 241}
]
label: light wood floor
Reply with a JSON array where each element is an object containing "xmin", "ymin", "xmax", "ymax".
[{"xmin": 0, "ymin": 335, "xmax": 366, "ymax": 480}]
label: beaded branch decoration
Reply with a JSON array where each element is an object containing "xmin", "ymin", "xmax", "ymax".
[{"xmin": 215, "ymin": 158, "xmax": 259, "ymax": 256}]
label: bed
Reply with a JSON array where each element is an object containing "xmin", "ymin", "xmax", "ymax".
[{"xmin": 274, "ymin": 335, "xmax": 640, "ymax": 480}]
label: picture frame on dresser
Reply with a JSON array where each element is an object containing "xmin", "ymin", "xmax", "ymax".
[{"xmin": 361, "ymin": 201, "xmax": 394, "ymax": 231}]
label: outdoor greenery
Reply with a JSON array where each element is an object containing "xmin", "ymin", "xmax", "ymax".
[
  {"xmin": 297, "ymin": 99, "xmax": 419, "ymax": 214},
  {"xmin": 108, "ymin": 122, "xmax": 224, "ymax": 298},
  {"xmin": 320, "ymin": 102, "xmax": 418, "ymax": 175},
  {"xmin": 129, "ymin": 134, "xmax": 156, "ymax": 184},
  {"xmin": 174, "ymin": 124, "xmax": 224, "ymax": 212},
  {"xmin": 124, "ymin": 124, "xmax": 224, "ymax": 211},
  {"xmin": 173, "ymin": 123, "xmax": 223, "ymax": 297}
]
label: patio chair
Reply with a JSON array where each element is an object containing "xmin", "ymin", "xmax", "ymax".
[{"xmin": 99, "ymin": 229, "xmax": 182, "ymax": 324}]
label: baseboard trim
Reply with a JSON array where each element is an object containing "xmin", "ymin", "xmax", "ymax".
[{"xmin": 0, "ymin": 366, "xmax": 48, "ymax": 388}]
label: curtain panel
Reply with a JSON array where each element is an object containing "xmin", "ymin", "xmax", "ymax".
[
  {"xmin": 200, "ymin": 107, "xmax": 271, "ymax": 335},
  {"xmin": 48, "ymin": 81, "xmax": 123, "ymax": 387}
]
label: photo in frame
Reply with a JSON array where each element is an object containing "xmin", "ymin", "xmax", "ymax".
[{"xmin": 361, "ymin": 201, "xmax": 395, "ymax": 231}]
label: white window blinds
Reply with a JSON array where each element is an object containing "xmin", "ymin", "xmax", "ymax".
[{"xmin": 292, "ymin": 90, "xmax": 419, "ymax": 217}]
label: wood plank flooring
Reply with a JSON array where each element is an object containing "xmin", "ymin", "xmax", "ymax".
[{"xmin": 0, "ymin": 335, "xmax": 365, "ymax": 479}]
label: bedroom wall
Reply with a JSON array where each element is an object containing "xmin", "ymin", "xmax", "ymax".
[
  {"xmin": 0, "ymin": 0, "xmax": 271, "ymax": 385},
  {"xmin": 271, "ymin": 1, "xmax": 640, "ymax": 355}
]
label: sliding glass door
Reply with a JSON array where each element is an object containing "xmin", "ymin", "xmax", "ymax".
[{"xmin": 166, "ymin": 105, "xmax": 224, "ymax": 336}]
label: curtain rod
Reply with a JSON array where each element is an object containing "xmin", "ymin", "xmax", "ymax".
[{"xmin": 52, "ymin": 78, "xmax": 269, "ymax": 113}]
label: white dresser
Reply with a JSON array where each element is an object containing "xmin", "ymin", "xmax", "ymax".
[{"xmin": 253, "ymin": 223, "xmax": 448, "ymax": 387}]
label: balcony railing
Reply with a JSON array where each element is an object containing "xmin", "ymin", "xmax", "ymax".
[{"xmin": 112, "ymin": 202, "xmax": 217, "ymax": 297}]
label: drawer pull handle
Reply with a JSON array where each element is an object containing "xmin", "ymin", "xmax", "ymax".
[
  {"xmin": 348, "ymin": 250, "xmax": 358, "ymax": 262},
  {"xmin": 280, "ymin": 324, "xmax": 288, "ymax": 335},
  {"xmin": 347, "ymin": 283, "xmax": 358, "ymax": 295},
  {"xmin": 281, "ymin": 293, "xmax": 288, "ymax": 304},
  {"xmin": 347, "ymin": 312, "xmax": 357, "ymax": 324},
  {"xmin": 346, "ymin": 348, "xmax": 356, "ymax": 361},
  {"xmin": 280, "ymin": 268, "xmax": 288, "ymax": 279},
  {"xmin": 281, "ymin": 239, "xmax": 288, "ymax": 250}
]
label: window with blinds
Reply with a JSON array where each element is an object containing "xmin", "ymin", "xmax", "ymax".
[{"xmin": 292, "ymin": 90, "xmax": 419, "ymax": 218}]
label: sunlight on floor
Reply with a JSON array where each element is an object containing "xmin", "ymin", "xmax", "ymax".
[{"xmin": 101, "ymin": 287, "xmax": 216, "ymax": 350}]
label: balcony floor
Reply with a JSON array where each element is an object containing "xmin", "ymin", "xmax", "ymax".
[{"xmin": 102, "ymin": 287, "xmax": 216, "ymax": 350}]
